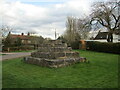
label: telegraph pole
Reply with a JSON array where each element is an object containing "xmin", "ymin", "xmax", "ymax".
[{"xmin": 55, "ymin": 28, "xmax": 57, "ymax": 40}]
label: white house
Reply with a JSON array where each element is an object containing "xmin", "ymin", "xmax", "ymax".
[{"xmin": 88, "ymin": 28, "xmax": 120, "ymax": 43}]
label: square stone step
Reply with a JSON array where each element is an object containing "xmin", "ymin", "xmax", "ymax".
[
  {"xmin": 23, "ymin": 56, "xmax": 87, "ymax": 68},
  {"xmin": 31, "ymin": 51, "xmax": 80, "ymax": 59},
  {"xmin": 38, "ymin": 47, "xmax": 71, "ymax": 52}
]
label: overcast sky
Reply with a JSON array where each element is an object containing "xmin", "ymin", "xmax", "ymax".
[{"xmin": 1, "ymin": 0, "xmax": 115, "ymax": 39}]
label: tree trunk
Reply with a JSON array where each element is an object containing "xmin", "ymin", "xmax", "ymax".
[{"xmin": 107, "ymin": 32, "xmax": 113, "ymax": 42}]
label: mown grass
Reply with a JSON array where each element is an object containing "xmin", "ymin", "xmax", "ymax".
[{"xmin": 2, "ymin": 50, "xmax": 119, "ymax": 88}]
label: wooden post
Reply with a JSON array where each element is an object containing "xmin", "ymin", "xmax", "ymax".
[{"xmin": 8, "ymin": 48, "xmax": 10, "ymax": 52}]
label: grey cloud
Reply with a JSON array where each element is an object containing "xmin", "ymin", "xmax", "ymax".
[{"xmin": 2, "ymin": 0, "xmax": 99, "ymax": 39}]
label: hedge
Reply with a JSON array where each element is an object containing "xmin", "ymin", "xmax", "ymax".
[
  {"xmin": 70, "ymin": 41, "xmax": 79, "ymax": 49},
  {"xmin": 2, "ymin": 45, "xmax": 35, "ymax": 52},
  {"xmin": 86, "ymin": 41, "xmax": 120, "ymax": 54}
]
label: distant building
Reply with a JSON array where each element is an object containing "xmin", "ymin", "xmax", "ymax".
[
  {"xmin": 93, "ymin": 32, "xmax": 120, "ymax": 43},
  {"xmin": 4, "ymin": 32, "xmax": 44, "ymax": 48},
  {"xmin": 7, "ymin": 32, "xmax": 34, "ymax": 45},
  {"xmin": 79, "ymin": 29, "xmax": 120, "ymax": 50},
  {"xmin": 88, "ymin": 28, "xmax": 120, "ymax": 43},
  {"xmin": 2, "ymin": 32, "xmax": 45, "ymax": 51}
]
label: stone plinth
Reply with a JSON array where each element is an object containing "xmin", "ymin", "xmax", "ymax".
[{"xmin": 23, "ymin": 40, "xmax": 87, "ymax": 68}]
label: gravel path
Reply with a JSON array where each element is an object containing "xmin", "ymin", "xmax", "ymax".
[{"xmin": 1, "ymin": 52, "xmax": 31, "ymax": 61}]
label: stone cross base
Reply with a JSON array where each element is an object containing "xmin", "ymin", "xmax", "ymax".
[
  {"xmin": 22, "ymin": 40, "xmax": 87, "ymax": 68},
  {"xmin": 23, "ymin": 56, "xmax": 87, "ymax": 68}
]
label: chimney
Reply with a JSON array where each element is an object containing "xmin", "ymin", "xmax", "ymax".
[
  {"xmin": 8, "ymin": 31, "xmax": 11, "ymax": 36},
  {"xmin": 21, "ymin": 33, "xmax": 24, "ymax": 36},
  {"xmin": 28, "ymin": 32, "xmax": 30, "ymax": 36},
  {"xmin": 8, "ymin": 31, "xmax": 11, "ymax": 35}
]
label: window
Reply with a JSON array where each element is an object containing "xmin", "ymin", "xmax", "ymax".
[
  {"xmin": 22, "ymin": 40, "xmax": 24, "ymax": 43},
  {"xmin": 28, "ymin": 40, "xmax": 31, "ymax": 43}
]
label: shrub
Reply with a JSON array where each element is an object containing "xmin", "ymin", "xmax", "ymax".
[
  {"xmin": 70, "ymin": 41, "xmax": 79, "ymax": 49},
  {"xmin": 86, "ymin": 41, "xmax": 120, "ymax": 54}
]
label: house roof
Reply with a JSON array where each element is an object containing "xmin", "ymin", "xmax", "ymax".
[
  {"xmin": 9, "ymin": 34, "xmax": 31, "ymax": 40},
  {"xmin": 114, "ymin": 29, "xmax": 120, "ymax": 35},
  {"xmin": 94, "ymin": 32, "xmax": 108, "ymax": 40}
]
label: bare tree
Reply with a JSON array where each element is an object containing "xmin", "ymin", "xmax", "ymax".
[
  {"xmin": 63, "ymin": 16, "xmax": 91, "ymax": 46},
  {"xmin": 77, "ymin": 18, "xmax": 91, "ymax": 39},
  {"xmin": 64, "ymin": 16, "xmax": 80, "ymax": 44},
  {"xmin": 0, "ymin": 25, "xmax": 13, "ymax": 38},
  {"xmin": 90, "ymin": 1, "xmax": 120, "ymax": 42}
]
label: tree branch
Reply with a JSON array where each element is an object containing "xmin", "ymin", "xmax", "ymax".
[
  {"xmin": 97, "ymin": 17, "xmax": 108, "ymax": 27},
  {"xmin": 113, "ymin": 15, "xmax": 120, "ymax": 30}
]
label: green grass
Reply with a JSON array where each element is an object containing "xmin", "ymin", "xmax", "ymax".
[{"xmin": 2, "ymin": 50, "xmax": 119, "ymax": 88}]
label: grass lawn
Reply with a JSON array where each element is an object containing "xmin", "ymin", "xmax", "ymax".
[{"xmin": 2, "ymin": 50, "xmax": 119, "ymax": 88}]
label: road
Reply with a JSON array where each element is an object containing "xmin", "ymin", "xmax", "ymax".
[{"xmin": 0, "ymin": 52, "xmax": 31, "ymax": 61}]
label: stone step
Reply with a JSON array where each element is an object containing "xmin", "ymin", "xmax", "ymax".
[
  {"xmin": 38, "ymin": 43, "xmax": 67, "ymax": 47},
  {"xmin": 53, "ymin": 52, "xmax": 79, "ymax": 58},
  {"xmin": 31, "ymin": 52, "xmax": 55, "ymax": 59},
  {"xmin": 38, "ymin": 47, "xmax": 72, "ymax": 52},
  {"xmin": 23, "ymin": 56, "xmax": 87, "ymax": 68},
  {"xmin": 31, "ymin": 51, "xmax": 80, "ymax": 59}
]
